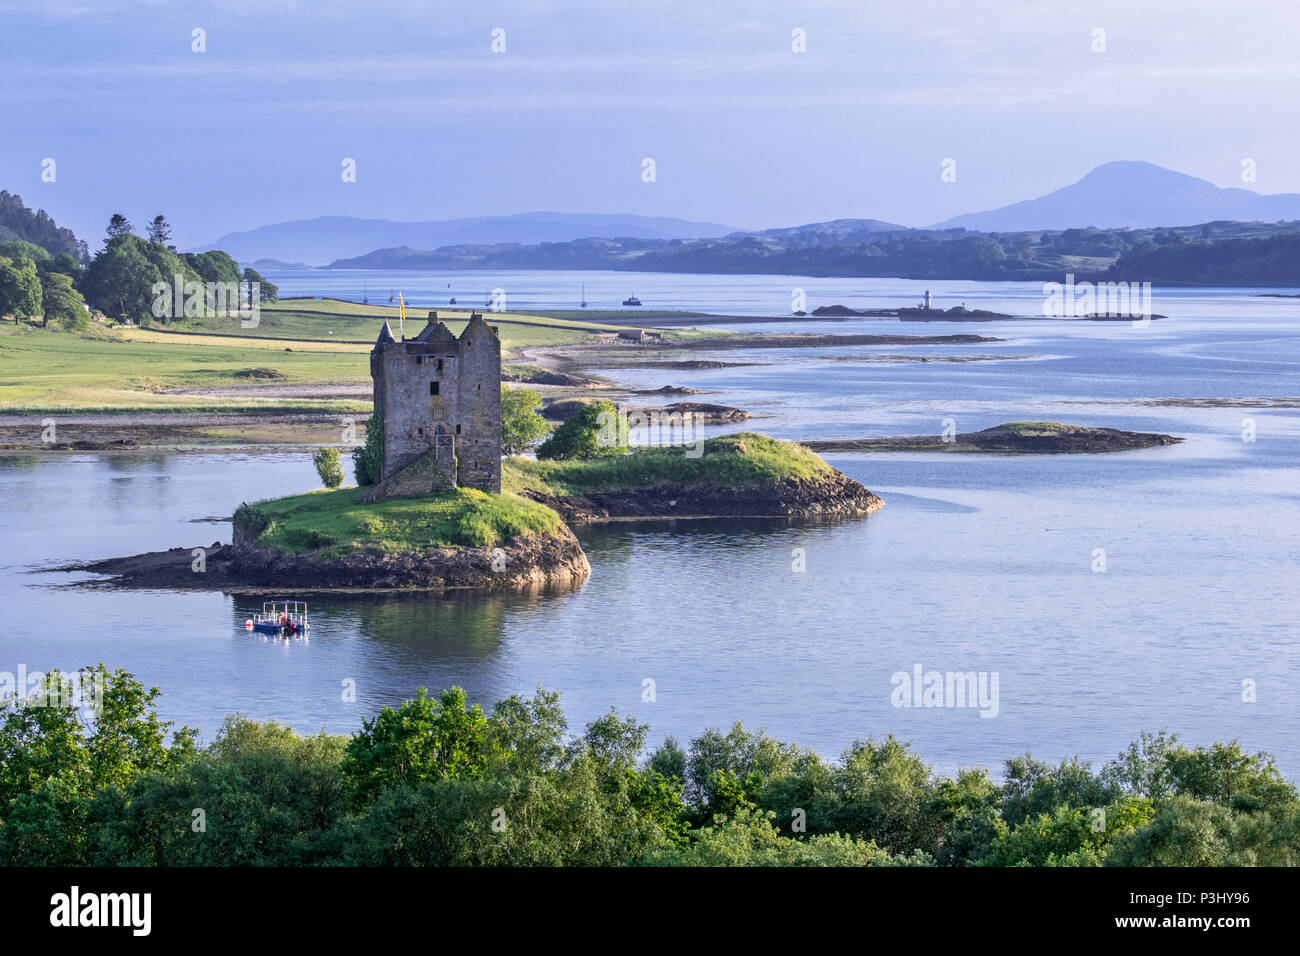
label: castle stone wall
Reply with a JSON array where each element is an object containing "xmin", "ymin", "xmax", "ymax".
[{"xmin": 370, "ymin": 312, "xmax": 502, "ymax": 495}]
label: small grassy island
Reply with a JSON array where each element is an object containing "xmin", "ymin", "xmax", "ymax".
[
  {"xmin": 237, "ymin": 486, "xmax": 561, "ymax": 555},
  {"xmin": 222, "ymin": 485, "xmax": 586, "ymax": 592},
  {"xmin": 71, "ymin": 432, "xmax": 881, "ymax": 592},
  {"xmin": 505, "ymin": 431, "xmax": 881, "ymax": 522}
]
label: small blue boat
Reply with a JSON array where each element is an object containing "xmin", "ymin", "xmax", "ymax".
[{"xmin": 245, "ymin": 601, "xmax": 310, "ymax": 636}]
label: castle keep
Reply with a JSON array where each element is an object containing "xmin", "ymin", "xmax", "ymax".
[{"xmin": 369, "ymin": 311, "xmax": 502, "ymax": 495}]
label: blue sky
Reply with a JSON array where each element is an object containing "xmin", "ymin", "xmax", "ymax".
[{"xmin": 3, "ymin": 0, "xmax": 1299, "ymax": 248}]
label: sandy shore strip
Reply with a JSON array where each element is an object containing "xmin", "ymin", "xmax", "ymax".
[
  {"xmin": 512, "ymin": 330, "xmax": 1000, "ymax": 372},
  {"xmin": 2, "ymin": 331, "xmax": 1005, "ymax": 452},
  {"xmin": 0, "ymin": 411, "xmax": 358, "ymax": 452}
]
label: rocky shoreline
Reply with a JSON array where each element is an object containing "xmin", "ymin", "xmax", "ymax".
[
  {"xmin": 520, "ymin": 471, "xmax": 883, "ymax": 523},
  {"xmin": 61, "ymin": 526, "xmax": 592, "ymax": 593},
  {"xmin": 60, "ymin": 467, "xmax": 882, "ymax": 591}
]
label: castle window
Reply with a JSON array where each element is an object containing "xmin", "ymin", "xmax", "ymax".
[
  {"xmin": 456, "ymin": 424, "xmax": 461, "ymax": 434},
  {"xmin": 417, "ymin": 427, "xmax": 424, "ymax": 437},
  {"xmin": 416, "ymin": 356, "xmax": 423, "ymax": 365},
  {"xmin": 436, "ymin": 359, "xmax": 444, "ymax": 372},
  {"xmin": 430, "ymin": 381, "xmax": 440, "ymax": 396}
]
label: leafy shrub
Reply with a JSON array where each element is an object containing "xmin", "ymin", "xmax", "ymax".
[
  {"xmin": 352, "ymin": 412, "xmax": 383, "ymax": 486},
  {"xmin": 312, "ymin": 447, "xmax": 344, "ymax": 489},
  {"xmin": 232, "ymin": 503, "xmax": 271, "ymax": 540},
  {"xmin": 501, "ymin": 385, "xmax": 551, "ymax": 455},
  {"xmin": 536, "ymin": 400, "xmax": 627, "ymax": 461}
]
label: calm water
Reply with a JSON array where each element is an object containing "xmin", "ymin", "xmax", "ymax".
[{"xmin": 3, "ymin": 274, "xmax": 1299, "ymax": 777}]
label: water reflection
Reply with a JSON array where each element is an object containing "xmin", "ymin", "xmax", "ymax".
[
  {"xmin": 3, "ymin": 281, "xmax": 1300, "ymax": 774},
  {"xmin": 228, "ymin": 591, "xmax": 514, "ymax": 661}
]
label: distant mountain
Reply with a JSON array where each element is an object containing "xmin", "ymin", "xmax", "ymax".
[
  {"xmin": 322, "ymin": 215, "xmax": 1300, "ymax": 286},
  {"xmin": 326, "ymin": 238, "xmax": 654, "ymax": 271},
  {"xmin": 934, "ymin": 161, "xmax": 1300, "ymax": 232},
  {"xmin": 328, "ymin": 218, "xmax": 910, "ymax": 269},
  {"xmin": 196, "ymin": 212, "xmax": 738, "ymax": 265}
]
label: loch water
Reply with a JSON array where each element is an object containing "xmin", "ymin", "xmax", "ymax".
[{"xmin": 3, "ymin": 273, "xmax": 1298, "ymax": 777}]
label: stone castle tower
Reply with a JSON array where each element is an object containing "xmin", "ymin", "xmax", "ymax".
[{"xmin": 369, "ymin": 311, "xmax": 502, "ymax": 495}]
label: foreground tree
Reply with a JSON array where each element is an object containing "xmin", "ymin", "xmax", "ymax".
[
  {"xmin": 0, "ymin": 666, "xmax": 196, "ymax": 865},
  {"xmin": 341, "ymin": 687, "xmax": 496, "ymax": 804}
]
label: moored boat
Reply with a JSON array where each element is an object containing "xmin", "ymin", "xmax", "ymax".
[{"xmin": 245, "ymin": 601, "xmax": 310, "ymax": 636}]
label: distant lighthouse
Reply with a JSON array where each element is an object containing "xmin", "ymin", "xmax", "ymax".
[{"xmin": 923, "ymin": 290, "xmax": 932, "ymax": 310}]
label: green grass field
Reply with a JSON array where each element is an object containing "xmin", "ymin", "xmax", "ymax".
[
  {"xmin": 171, "ymin": 298, "xmax": 631, "ymax": 347},
  {"xmin": 239, "ymin": 485, "xmax": 561, "ymax": 556},
  {"xmin": 0, "ymin": 325, "xmax": 371, "ymax": 413},
  {"xmin": 503, "ymin": 432, "xmax": 831, "ymax": 495},
  {"xmin": 0, "ymin": 298, "xmax": 677, "ymax": 413}
]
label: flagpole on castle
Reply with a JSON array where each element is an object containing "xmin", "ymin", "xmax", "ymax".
[{"xmin": 398, "ymin": 292, "xmax": 406, "ymax": 340}]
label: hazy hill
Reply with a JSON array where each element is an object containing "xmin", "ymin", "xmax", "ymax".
[
  {"xmin": 934, "ymin": 161, "xmax": 1300, "ymax": 232},
  {"xmin": 323, "ymin": 218, "xmax": 1300, "ymax": 286},
  {"xmin": 745, "ymin": 218, "xmax": 908, "ymax": 242},
  {"xmin": 196, "ymin": 212, "xmax": 737, "ymax": 265},
  {"xmin": 0, "ymin": 190, "xmax": 82, "ymax": 258}
]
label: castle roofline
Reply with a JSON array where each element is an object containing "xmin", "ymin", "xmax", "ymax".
[
  {"xmin": 374, "ymin": 321, "xmax": 396, "ymax": 348},
  {"xmin": 412, "ymin": 310, "xmax": 460, "ymax": 351},
  {"xmin": 460, "ymin": 311, "xmax": 500, "ymax": 344}
]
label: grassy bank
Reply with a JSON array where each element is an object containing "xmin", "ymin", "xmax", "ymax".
[
  {"xmin": 0, "ymin": 298, "xmax": 670, "ymax": 413},
  {"xmin": 171, "ymin": 299, "xmax": 631, "ymax": 346},
  {"xmin": 0, "ymin": 325, "xmax": 370, "ymax": 413},
  {"xmin": 504, "ymin": 432, "xmax": 832, "ymax": 495},
  {"xmin": 237, "ymin": 485, "xmax": 562, "ymax": 556}
]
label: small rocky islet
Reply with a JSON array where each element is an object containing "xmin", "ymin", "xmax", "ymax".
[{"xmin": 802, "ymin": 421, "xmax": 1182, "ymax": 454}]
